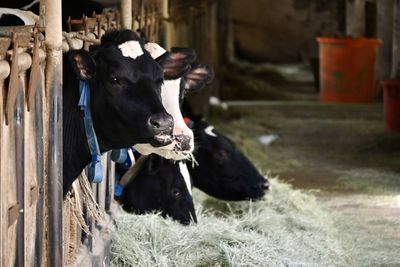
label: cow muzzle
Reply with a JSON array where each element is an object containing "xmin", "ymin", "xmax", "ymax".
[{"xmin": 173, "ymin": 134, "xmax": 192, "ymax": 151}]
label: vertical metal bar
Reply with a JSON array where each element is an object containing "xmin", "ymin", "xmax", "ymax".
[
  {"xmin": 15, "ymin": 81, "xmax": 25, "ymax": 267},
  {"xmin": 0, "ymin": 58, "xmax": 11, "ymax": 267},
  {"xmin": 45, "ymin": 0, "xmax": 63, "ymax": 265},
  {"xmin": 34, "ymin": 75, "xmax": 45, "ymax": 267},
  {"xmin": 105, "ymin": 154, "xmax": 115, "ymax": 211},
  {"xmin": 121, "ymin": 0, "xmax": 132, "ymax": 29}
]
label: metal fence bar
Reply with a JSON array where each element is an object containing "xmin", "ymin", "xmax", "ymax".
[
  {"xmin": 121, "ymin": 0, "xmax": 132, "ymax": 29},
  {"xmin": 15, "ymin": 81, "xmax": 25, "ymax": 267},
  {"xmin": 45, "ymin": 0, "xmax": 63, "ymax": 265},
  {"xmin": 34, "ymin": 64, "xmax": 45, "ymax": 267}
]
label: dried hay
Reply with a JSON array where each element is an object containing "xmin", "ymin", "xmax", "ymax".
[
  {"xmin": 63, "ymin": 172, "xmax": 104, "ymax": 264},
  {"xmin": 111, "ymin": 178, "xmax": 350, "ymax": 267}
]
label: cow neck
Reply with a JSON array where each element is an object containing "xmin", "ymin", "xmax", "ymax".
[
  {"xmin": 77, "ymin": 79, "xmax": 103, "ymax": 183},
  {"xmin": 63, "ymin": 80, "xmax": 91, "ymax": 194}
]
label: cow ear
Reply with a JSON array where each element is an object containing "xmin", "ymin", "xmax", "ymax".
[
  {"xmin": 156, "ymin": 47, "xmax": 197, "ymax": 80},
  {"xmin": 69, "ymin": 50, "xmax": 96, "ymax": 80},
  {"xmin": 182, "ymin": 63, "xmax": 214, "ymax": 91}
]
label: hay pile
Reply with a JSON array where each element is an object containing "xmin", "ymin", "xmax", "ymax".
[{"xmin": 111, "ymin": 178, "xmax": 350, "ymax": 266}]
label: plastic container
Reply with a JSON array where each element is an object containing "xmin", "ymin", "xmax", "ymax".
[
  {"xmin": 317, "ymin": 37, "xmax": 381, "ymax": 103},
  {"xmin": 382, "ymin": 80, "xmax": 400, "ymax": 132}
]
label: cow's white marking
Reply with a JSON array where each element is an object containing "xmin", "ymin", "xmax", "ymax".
[
  {"xmin": 204, "ymin": 126, "xmax": 217, "ymax": 137},
  {"xmin": 118, "ymin": 41, "xmax": 143, "ymax": 59},
  {"xmin": 144, "ymin": 42, "xmax": 166, "ymax": 59},
  {"xmin": 179, "ymin": 162, "xmax": 192, "ymax": 195}
]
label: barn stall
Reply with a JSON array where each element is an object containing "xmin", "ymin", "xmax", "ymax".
[
  {"xmin": 0, "ymin": 0, "xmax": 223, "ymax": 266},
  {"xmin": 0, "ymin": 1, "xmax": 177, "ymax": 266},
  {"xmin": 1, "ymin": 0, "xmax": 400, "ymax": 266}
]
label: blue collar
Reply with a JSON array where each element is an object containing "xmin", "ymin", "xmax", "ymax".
[
  {"xmin": 112, "ymin": 147, "xmax": 136, "ymax": 197},
  {"xmin": 78, "ymin": 79, "xmax": 103, "ymax": 183}
]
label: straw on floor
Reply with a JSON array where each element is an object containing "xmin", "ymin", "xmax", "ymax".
[{"xmin": 111, "ymin": 178, "xmax": 350, "ymax": 267}]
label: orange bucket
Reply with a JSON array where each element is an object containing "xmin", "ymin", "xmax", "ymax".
[
  {"xmin": 317, "ymin": 38, "xmax": 381, "ymax": 103},
  {"xmin": 382, "ymin": 80, "xmax": 400, "ymax": 132}
]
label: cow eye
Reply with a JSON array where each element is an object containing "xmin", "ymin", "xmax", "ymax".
[
  {"xmin": 110, "ymin": 76, "xmax": 120, "ymax": 85},
  {"xmin": 171, "ymin": 189, "xmax": 180, "ymax": 198},
  {"xmin": 214, "ymin": 150, "xmax": 229, "ymax": 164}
]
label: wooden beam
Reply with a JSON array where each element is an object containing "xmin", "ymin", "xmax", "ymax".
[
  {"xmin": 121, "ymin": 0, "xmax": 132, "ymax": 29},
  {"xmin": 391, "ymin": 0, "xmax": 400, "ymax": 79},
  {"xmin": 377, "ymin": 0, "xmax": 395, "ymax": 81},
  {"xmin": 346, "ymin": 0, "xmax": 366, "ymax": 37},
  {"xmin": 160, "ymin": 0, "xmax": 171, "ymax": 49}
]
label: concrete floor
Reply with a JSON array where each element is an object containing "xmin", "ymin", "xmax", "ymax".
[{"xmin": 208, "ymin": 86, "xmax": 400, "ymax": 265}]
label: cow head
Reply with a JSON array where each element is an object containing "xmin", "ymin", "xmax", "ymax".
[
  {"xmin": 188, "ymin": 119, "xmax": 270, "ymax": 201},
  {"xmin": 135, "ymin": 43, "xmax": 205, "ymax": 160},
  {"xmin": 117, "ymin": 154, "xmax": 197, "ymax": 225},
  {"xmin": 68, "ymin": 30, "xmax": 174, "ymax": 150}
]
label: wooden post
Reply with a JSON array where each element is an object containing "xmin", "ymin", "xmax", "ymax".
[
  {"xmin": 219, "ymin": 0, "xmax": 234, "ymax": 63},
  {"xmin": 391, "ymin": 0, "xmax": 400, "ymax": 79},
  {"xmin": 346, "ymin": 0, "xmax": 366, "ymax": 37},
  {"xmin": 45, "ymin": 0, "xmax": 63, "ymax": 265},
  {"xmin": 184, "ymin": 2, "xmax": 220, "ymax": 117},
  {"xmin": 160, "ymin": 0, "xmax": 171, "ymax": 49},
  {"xmin": 0, "ymin": 59, "xmax": 9, "ymax": 267},
  {"xmin": 121, "ymin": 0, "xmax": 132, "ymax": 29},
  {"xmin": 377, "ymin": 0, "xmax": 395, "ymax": 81}
]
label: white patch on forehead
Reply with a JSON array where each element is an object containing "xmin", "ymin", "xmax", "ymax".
[
  {"xmin": 179, "ymin": 162, "xmax": 192, "ymax": 195},
  {"xmin": 144, "ymin": 42, "xmax": 166, "ymax": 59},
  {"xmin": 204, "ymin": 126, "xmax": 217, "ymax": 137},
  {"xmin": 118, "ymin": 41, "xmax": 144, "ymax": 59}
]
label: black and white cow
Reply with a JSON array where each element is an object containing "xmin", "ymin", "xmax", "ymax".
[
  {"xmin": 116, "ymin": 153, "xmax": 197, "ymax": 225},
  {"xmin": 185, "ymin": 116, "xmax": 270, "ymax": 201},
  {"xmin": 134, "ymin": 43, "xmax": 198, "ymax": 160},
  {"xmin": 115, "ymin": 60, "xmax": 268, "ymax": 224},
  {"xmin": 114, "ymin": 60, "xmax": 214, "ymax": 225},
  {"xmin": 63, "ymin": 29, "xmax": 190, "ymax": 195}
]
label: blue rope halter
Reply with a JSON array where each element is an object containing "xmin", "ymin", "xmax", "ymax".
[
  {"xmin": 112, "ymin": 147, "xmax": 136, "ymax": 197},
  {"xmin": 78, "ymin": 79, "xmax": 103, "ymax": 183}
]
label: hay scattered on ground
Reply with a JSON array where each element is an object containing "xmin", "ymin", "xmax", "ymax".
[
  {"xmin": 336, "ymin": 168, "xmax": 400, "ymax": 195},
  {"xmin": 320, "ymin": 193, "xmax": 400, "ymax": 267},
  {"xmin": 335, "ymin": 213, "xmax": 400, "ymax": 267},
  {"xmin": 111, "ymin": 178, "xmax": 350, "ymax": 267}
]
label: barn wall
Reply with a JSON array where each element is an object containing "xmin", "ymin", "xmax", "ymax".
[
  {"xmin": 166, "ymin": 0, "xmax": 221, "ymax": 116},
  {"xmin": 232, "ymin": 0, "xmax": 345, "ymax": 62}
]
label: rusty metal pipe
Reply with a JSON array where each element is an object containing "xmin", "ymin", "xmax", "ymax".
[
  {"xmin": 45, "ymin": 0, "xmax": 63, "ymax": 264},
  {"xmin": 121, "ymin": 0, "xmax": 132, "ymax": 29}
]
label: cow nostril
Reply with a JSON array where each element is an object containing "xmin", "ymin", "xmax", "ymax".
[
  {"xmin": 148, "ymin": 113, "xmax": 174, "ymax": 134},
  {"xmin": 149, "ymin": 118, "xmax": 161, "ymax": 129},
  {"xmin": 174, "ymin": 135, "xmax": 192, "ymax": 151}
]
